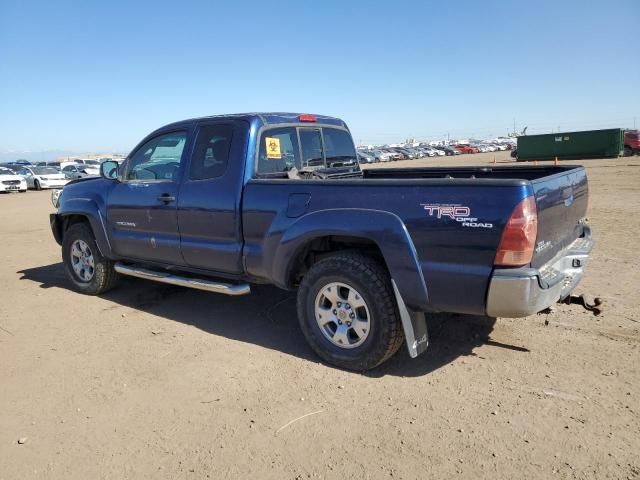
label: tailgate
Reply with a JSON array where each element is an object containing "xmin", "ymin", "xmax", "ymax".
[{"xmin": 530, "ymin": 166, "xmax": 589, "ymax": 268}]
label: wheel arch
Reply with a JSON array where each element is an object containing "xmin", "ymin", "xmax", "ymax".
[
  {"xmin": 55, "ymin": 204, "xmax": 112, "ymax": 258},
  {"xmin": 286, "ymin": 234, "xmax": 386, "ymax": 286},
  {"xmin": 271, "ymin": 208, "xmax": 430, "ymax": 312}
]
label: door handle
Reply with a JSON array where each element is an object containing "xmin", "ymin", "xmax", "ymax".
[{"xmin": 157, "ymin": 194, "xmax": 176, "ymax": 203}]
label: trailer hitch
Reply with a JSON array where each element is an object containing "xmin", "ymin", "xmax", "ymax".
[{"xmin": 562, "ymin": 294, "xmax": 604, "ymax": 316}]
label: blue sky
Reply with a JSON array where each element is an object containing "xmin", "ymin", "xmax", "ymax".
[{"xmin": 1, "ymin": 0, "xmax": 638, "ymax": 156}]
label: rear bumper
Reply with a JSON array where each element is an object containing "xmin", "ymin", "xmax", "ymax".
[{"xmin": 486, "ymin": 232, "xmax": 594, "ymax": 318}]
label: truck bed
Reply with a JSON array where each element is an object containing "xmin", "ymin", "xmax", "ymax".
[
  {"xmin": 362, "ymin": 165, "xmax": 571, "ymax": 181},
  {"xmin": 243, "ymin": 164, "xmax": 588, "ymax": 316}
]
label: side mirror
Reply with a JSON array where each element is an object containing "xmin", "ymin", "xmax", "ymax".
[{"xmin": 101, "ymin": 160, "xmax": 119, "ymax": 180}]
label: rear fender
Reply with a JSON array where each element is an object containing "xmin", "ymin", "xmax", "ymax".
[{"xmin": 273, "ymin": 209, "xmax": 429, "ymax": 311}]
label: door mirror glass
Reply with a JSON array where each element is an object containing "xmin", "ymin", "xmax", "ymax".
[{"xmin": 101, "ymin": 161, "xmax": 119, "ymax": 180}]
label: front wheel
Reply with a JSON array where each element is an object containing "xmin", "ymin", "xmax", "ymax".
[
  {"xmin": 34, "ymin": 179, "xmax": 41, "ymax": 190},
  {"xmin": 297, "ymin": 253, "xmax": 404, "ymax": 371},
  {"xmin": 62, "ymin": 223, "xmax": 120, "ymax": 295}
]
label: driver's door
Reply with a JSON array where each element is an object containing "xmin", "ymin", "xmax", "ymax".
[{"xmin": 106, "ymin": 129, "xmax": 190, "ymax": 265}]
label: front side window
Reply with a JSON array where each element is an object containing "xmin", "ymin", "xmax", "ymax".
[
  {"xmin": 126, "ymin": 131, "xmax": 187, "ymax": 181},
  {"xmin": 189, "ymin": 124, "xmax": 233, "ymax": 180}
]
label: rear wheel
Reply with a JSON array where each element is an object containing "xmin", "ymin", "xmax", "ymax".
[
  {"xmin": 62, "ymin": 223, "xmax": 120, "ymax": 295},
  {"xmin": 624, "ymin": 146, "xmax": 633, "ymax": 157},
  {"xmin": 297, "ymin": 253, "xmax": 404, "ymax": 371},
  {"xmin": 34, "ymin": 179, "xmax": 41, "ymax": 191}
]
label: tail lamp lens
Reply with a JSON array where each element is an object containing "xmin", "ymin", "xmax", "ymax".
[{"xmin": 495, "ymin": 196, "xmax": 538, "ymax": 266}]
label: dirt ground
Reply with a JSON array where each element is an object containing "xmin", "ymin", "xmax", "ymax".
[{"xmin": 1, "ymin": 152, "xmax": 639, "ymax": 479}]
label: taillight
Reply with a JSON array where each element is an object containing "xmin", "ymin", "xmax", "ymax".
[{"xmin": 495, "ymin": 196, "xmax": 538, "ymax": 266}]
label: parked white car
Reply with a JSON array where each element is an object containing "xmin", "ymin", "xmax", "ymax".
[
  {"xmin": 425, "ymin": 148, "xmax": 437, "ymax": 157},
  {"xmin": 74, "ymin": 159, "xmax": 103, "ymax": 172},
  {"xmin": 60, "ymin": 162, "xmax": 100, "ymax": 179},
  {"xmin": 0, "ymin": 166, "xmax": 27, "ymax": 193},
  {"xmin": 428, "ymin": 148, "xmax": 445, "ymax": 156},
  {"xmin": 369, "ymin": 149, "xmax": 393, "ymax": 162},
  {"xmin": 16, "ymin": 166, "xmax": 69, "ymax": 190}
]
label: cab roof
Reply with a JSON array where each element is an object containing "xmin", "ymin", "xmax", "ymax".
[{"xmin": 160, "ymin": 112, "xmax": 347, "ymax": 131}]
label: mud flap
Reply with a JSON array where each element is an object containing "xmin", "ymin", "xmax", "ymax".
[{"xmin": 392, "ymin": 279, "xmax": 428, "ymax": 358}]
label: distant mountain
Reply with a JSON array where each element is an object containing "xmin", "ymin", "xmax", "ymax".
[
  {"xmin": 0, "ymin": 150, "xmax": 128, "ymax": 163},
  {"xmin": 0, "ymin": 150, "xmax": 79, "ymax": 163}
]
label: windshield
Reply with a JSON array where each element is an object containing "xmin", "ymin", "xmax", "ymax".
[
  {"xmin": 0, "ymin": 168, "xmax": 15, "ymax": 175},
  {"xmin": 34, "ymin": 167, "xmax": 59, "ymax": 175},
  {"xmin": 84, "ymin": 160, "xmax": 101, "ymax": 165}
]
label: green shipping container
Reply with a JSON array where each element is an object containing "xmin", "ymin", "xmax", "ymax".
[{"xmin": 517, "ymin": 128, "xmax": 624, "ymax": 161}]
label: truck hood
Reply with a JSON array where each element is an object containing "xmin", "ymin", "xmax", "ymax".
[{"xmin": 66, "ymin": 175, "xmax": 103, "ymax": 187}]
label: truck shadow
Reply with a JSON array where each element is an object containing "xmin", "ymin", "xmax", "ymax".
[{"xmin": 18, "ymin": 263, "xmax": 528, "ymax": 378}]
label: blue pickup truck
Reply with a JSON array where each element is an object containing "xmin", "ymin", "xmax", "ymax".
[{"xmin": 50, "ymin": 113, "xmax": 593, "ymax": 370}]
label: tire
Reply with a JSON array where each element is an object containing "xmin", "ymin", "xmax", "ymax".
[
  {"xmin": 62, "ymin": 223, "xmax": 120, "ymax": 295},
  {"xmin": 623, "ymin": 146, "xmax": 633, "ymax": 157},
  {"xmin": 34, "ymin": 179, "xmax": 41, "ymax": 191},
  {"xmin": 297, "ymin": 252, "xmax": 404, "ymax": 371}
]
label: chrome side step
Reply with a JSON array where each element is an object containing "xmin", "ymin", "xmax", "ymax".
[{"xmin": 114, "ymin": 263, "xmax": 251, "ymax": 296}]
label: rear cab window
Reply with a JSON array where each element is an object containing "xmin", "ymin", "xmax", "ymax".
[{"xmin": 256, "ymin": 126, "xmax": 359, "ymax": 177}]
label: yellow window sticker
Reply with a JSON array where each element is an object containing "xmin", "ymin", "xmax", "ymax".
[{"xmin": 265, "ymin": 137, "xmax": 282, "ymax": 159}]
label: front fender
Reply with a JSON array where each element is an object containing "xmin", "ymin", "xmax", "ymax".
[
  {"xmin": 57, "ymin": 197, "xmax": 113, "ymax": 258},
  {"xmin": 271, "ymin": 208, "xmax": 429, "ymax": 312}
]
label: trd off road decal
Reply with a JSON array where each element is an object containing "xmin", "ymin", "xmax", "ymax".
[{"xmin": 420, "ymin": 203, "xmax": 493, "ymax": 229}]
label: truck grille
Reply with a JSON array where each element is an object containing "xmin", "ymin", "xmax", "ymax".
[{"xmin": 2, "ymin": 180, "xmax": 20, "ymax": 185}]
